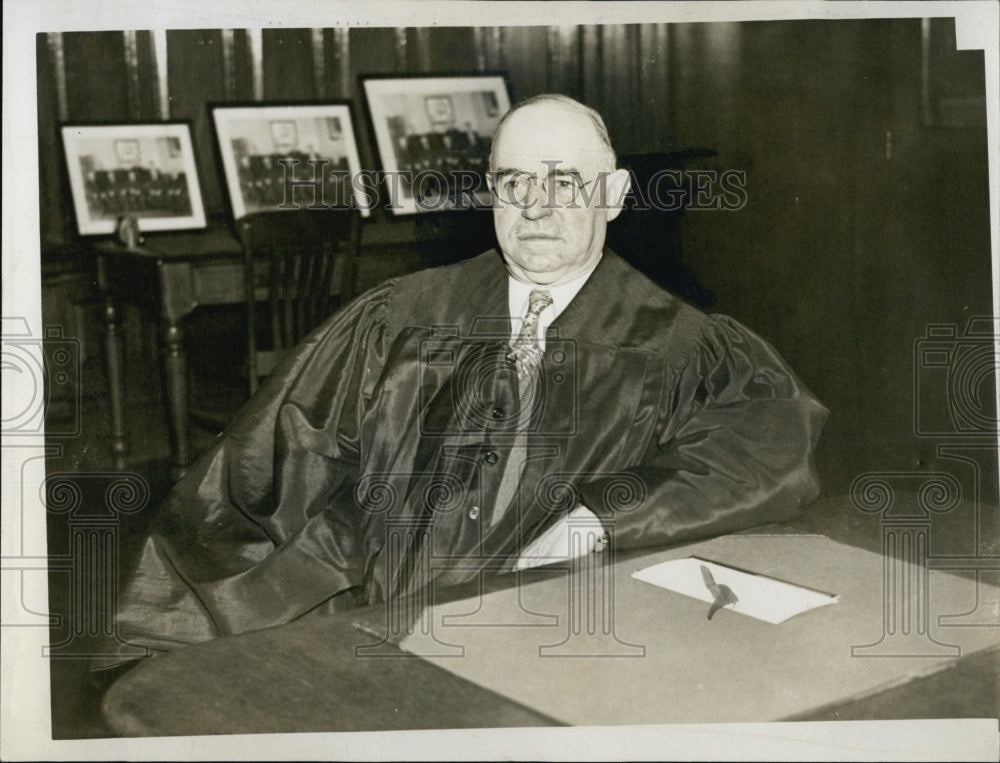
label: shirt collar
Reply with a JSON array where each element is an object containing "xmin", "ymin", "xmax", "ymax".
[{"xmin": 507, "ymin": 256, "xmax": 602, "ymax": 322}]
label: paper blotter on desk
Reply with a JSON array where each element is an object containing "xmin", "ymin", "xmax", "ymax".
[
  {"xmin": 398, "ymin": 534, "xmax": 999, "ymax": 726},
  {"xmin": 631, "ymin": 556, "xmax": 838, "ymax": 624}
]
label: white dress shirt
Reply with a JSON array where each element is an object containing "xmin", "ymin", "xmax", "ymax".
[
  {"xmin": 504, "ymin": 258, "xmax": 608, "ymax": 563},
  {"xmin": 507, "ymin": 259, "xmax": 600, "ymax": 348}
]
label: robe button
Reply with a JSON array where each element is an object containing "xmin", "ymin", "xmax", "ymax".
[
  {"xmin": 491, "ymin": 406, "xmax": 505, "ymax": 419},
  {"xmin": 484, "ymin": 451, "xmax": 499, "ymax": 464},
  {"xmin": 468, "ymin": 505, "xmax": 481, "ymax": 520}
]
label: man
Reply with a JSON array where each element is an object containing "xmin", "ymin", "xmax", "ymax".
[{"xmin": 112, "ymin": 94, "xmax": 826, "ymax": 655}]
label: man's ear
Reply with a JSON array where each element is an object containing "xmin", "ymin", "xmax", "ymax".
[{"xmin": 604, "ymin": 168, "xmax": 632, "ymax": 222}]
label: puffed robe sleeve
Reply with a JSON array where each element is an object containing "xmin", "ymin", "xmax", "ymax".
[
  {"xmin": 112, "ymin": 280, "xmax": 397, "ymax": 654},
  {"xmin": 579, "ymin": 314, "xmax": 828, "ymax": 549}
]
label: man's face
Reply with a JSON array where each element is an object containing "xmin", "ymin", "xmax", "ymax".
[{"xmin": 490, "ymin": 102, "xmax": 630, "ymax": 286}]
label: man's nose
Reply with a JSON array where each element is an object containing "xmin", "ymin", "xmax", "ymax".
[{"xmin": 520, "ymin": 181, "xmax": 553, "ymax": 220}]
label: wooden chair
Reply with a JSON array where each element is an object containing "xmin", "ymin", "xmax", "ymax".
[
  {"xmin": 188, "ymin": 208, "xmax": 361, "ymax": 433},
  {"xmin": 238, "ymin": 208, "xmax": 361, "ymax": 395}
]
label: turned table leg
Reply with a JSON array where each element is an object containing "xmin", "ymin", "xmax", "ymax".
[
  {"xmin": 162, "ymin": 319, "xmax": 191, "ymax": 480},
  {"xmin": 102, "ymin": 296, "xmax": 129, "ymax": 469}
]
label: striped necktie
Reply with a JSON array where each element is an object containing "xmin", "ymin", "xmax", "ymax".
[{"xmin": 491, "ymin": 288, "xmax": 553, "ymax": 526}]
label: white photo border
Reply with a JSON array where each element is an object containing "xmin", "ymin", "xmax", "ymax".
[
  {"xmin": 3, "ymin": 2, "xmax": 998, "ymax": 761},
  {"xmin": 361, "ymin": 74, "xmax": 512, "ymax": 215},
  {"xmin": 60, "ymin": 121, "xmax": 207, "ymax": 235},
  {"xmin": 211, "ymin": 102, "xmax": 371, "ymax": 219}
]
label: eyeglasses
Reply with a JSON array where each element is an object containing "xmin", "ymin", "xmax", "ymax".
[{"xmin": 488, "ymin": 170, "xmax": 601, "ymax": 206}]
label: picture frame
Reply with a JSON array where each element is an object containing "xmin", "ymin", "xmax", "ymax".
[
  {"xmin": 210, "ymin": 102, "xmax": 370, "ymax": 219},
  {"xmin": 60, "ymin": 122, "xmax": 207, "ymax": 235},
  {"xmin": 361, "ymin": 74, "xmax": 512, "ymax": 215}
]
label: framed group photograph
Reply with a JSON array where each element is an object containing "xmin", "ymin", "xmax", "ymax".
[
  {"xmin": 60, "ymin": 122, "xmax": 206, "ymax": 235},
  {"xmin": 361, "ymin": 74, "xmax": 512, "ymax": 215},
  {"xmin": 211, "ymin": 102, "xmax": 370, "ymax": 219}
]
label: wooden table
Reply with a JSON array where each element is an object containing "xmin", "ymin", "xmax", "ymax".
[
  {"xmin": 95, "ymin": 224, "xmax": 246, "ymax": 475},
  {"xmin": 101, "ymin": 617, "xmax": 559, "ymax": 735},
  {"xmin": 93, "ymin": 219, "xmax": 428, "ymax": 477},
  {"xmin": 100, "ymin": 496, "xmax": 1000, "ymax": 735}
]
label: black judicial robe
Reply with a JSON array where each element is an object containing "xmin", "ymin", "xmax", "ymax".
[{"xmin": 113, "ymin": 249, "xmax": 827, "ymax": 654}]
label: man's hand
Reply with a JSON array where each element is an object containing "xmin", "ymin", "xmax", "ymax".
[{"xmin": 514, "ymin": 505, "xmax": 608, "ymax": 571}]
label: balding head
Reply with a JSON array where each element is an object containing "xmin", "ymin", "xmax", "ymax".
[{"xmin": 489, "ymin": 94, "xmax": 617, "ymax": 174}]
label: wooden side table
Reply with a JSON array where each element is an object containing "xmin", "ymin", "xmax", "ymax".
[{"xmin": 94, "ymin": 223, "xmax": 245, "ymax": 477}]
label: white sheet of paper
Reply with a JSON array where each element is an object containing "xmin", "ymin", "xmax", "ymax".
[{"xmin": 631, "ymin": 556, "xmax": 838, "ymax": 624}]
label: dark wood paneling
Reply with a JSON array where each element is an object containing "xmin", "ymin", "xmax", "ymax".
[
  {"xmin": 547, "ymin": 26, "xmax": 581, "ymax": 100},
  {"xmin": 580, "ymin": 25, "xmax": 603, "ymax": 109},
  {"xmin": 134, "ymin": 31, "xmax": 160, "ymax": 120},
  {"xmin": 599, "ymin": 25, "xmax": 639, "ymax": 151},
  {"xmin": 675, "ymin": 20, "xmax": 895, "ymax": 493},
  {"xmin": 501, "ymin": 26, "xmax": 550, "ymax": 101},
  {"xmin": 413, "ymin": 27, "xmax": 480, "ymax": 73},
  {"xmin": 348, "ymin": 28, "xmax": 403, "ymax": 196},
  {"xmin": 636, "ymin": 23, "xmax": 671, "ymax": 152},
  {"xmin": 322, "ymin": 28, "xmax": 351, "ymax": 98},
  {"xmin": 350, "ymin": 27, "xmax": 402, "ymax": 77},
  {"xmin": 38, "ymin": 34, "xmax": 67, "ymax": 249},
  {"xmin": 166, "ymin": 29, "xmax": 228, "ymax": 113},
  {"xmin": 407, "ymin": 27, "xmax": 432, "ymax": 72},
  {"xmin": 480, "ymin": 26, "xmax": 504, "ymax": 72},
  {"xmin": 231, "ymin": 30, "xmax": 256, "ymax": 101},
  {"xmin": 671, "ymin": 18, "xmax": 994, "ymax": 497},
  {"xmin": 263, "ymin": 28, "xmax": 316, "ymax": 100},
  {"xmin": 62, "ymin": 31, "xmax": 130, "ymax": 121},
  {"xmin": 166, "ymin": 30, "xmax": 229, "ymax": 214}
]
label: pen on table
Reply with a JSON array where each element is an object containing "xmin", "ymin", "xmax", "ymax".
[{"xmin": 701, "ymin": 564, "xmax": 739, "ymax": 620}]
